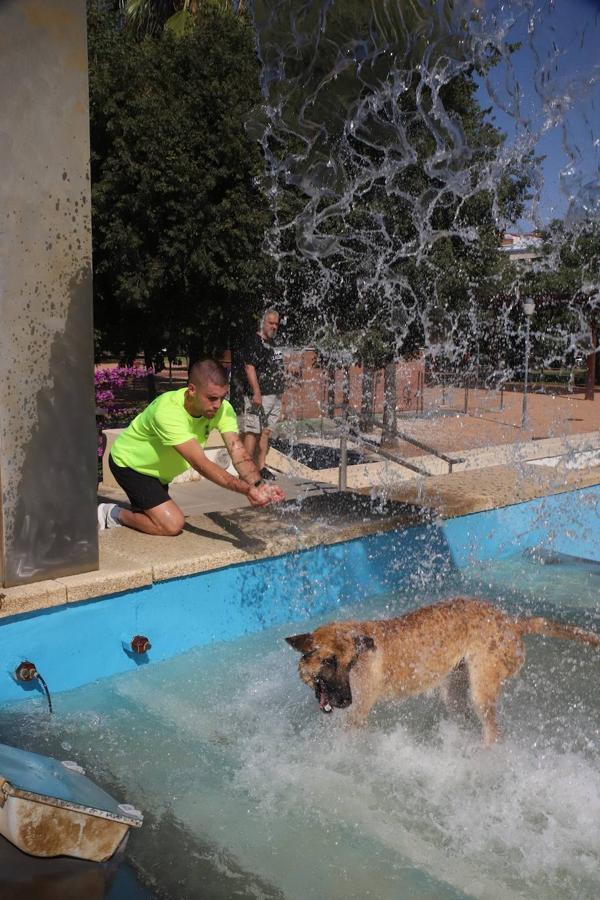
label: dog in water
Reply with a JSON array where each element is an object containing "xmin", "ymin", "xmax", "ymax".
[{"xmin": 285, "ymin": 597, "xmax": 600, "ymax": 745}]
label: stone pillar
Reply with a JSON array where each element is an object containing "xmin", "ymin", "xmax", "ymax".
[{"xmin": 0, "ymin": 0, "xmax": 98, "ymax": 586}]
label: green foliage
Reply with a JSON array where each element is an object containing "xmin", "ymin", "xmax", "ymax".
[
  {"xmin": 253, "ymin": 0, "xmax": 533, "ymax": 367},
  {"xmin": 528, "ymin": 368, "xmax": 587, "ymax": 386},
  {"xmin": 516, "ymin": 219, "xmax": 600, "ymax": 367},
  {"xmin": 89, "ymin": 2, "xmax": 272, "ymax": 361},
  {"xmin": 119, "ymin": 0, "xmax": 176, "ymax": 36},
  {"xmin": 523, "ymin": 219, "xmax": 600, "ymax": 300},
  {"xmin": 91, "ymin": 0, "xmax": 535, "ymax": 373},
  {"xmin": 119, "ymin": 0, "xmax": 242, "ymax": 38}
]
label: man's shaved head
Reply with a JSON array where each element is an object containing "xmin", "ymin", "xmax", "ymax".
[{"xmin": 189, "ymin": 359, "xmax": 228, "ymax": 388}]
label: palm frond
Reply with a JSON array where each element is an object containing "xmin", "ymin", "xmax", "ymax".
[{"xmin": 120, "ymin": 0, "xmax": 178, "ymax": 36}]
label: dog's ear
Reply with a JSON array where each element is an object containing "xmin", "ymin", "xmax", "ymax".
[
  {"xmin": 353, "ymin": 634, "xmax": 376, "ymax": 653},
  {"xmin": 285, "ymin": 632, "xmax": 314, "ymax": 653}
]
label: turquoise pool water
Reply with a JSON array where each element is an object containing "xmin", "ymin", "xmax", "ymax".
[{"xmin": 2, "ymin": 548, "xmax": 600, "ymax": 900}]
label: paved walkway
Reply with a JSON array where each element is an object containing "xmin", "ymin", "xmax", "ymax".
[
  {"xmin": 110, "ymin": 362, "xmax": 600, "ymax": 455},
  {"xmin": 404, "ymin": 385, "xmax": 600, "ymax": 454},
  {"xmin": 2, "ymin": 385, "xmax": 599, "ymax": 619},
  {"xmin": 263, "ymin": 386, "xmax": 600, "ymax": 488},
  {"xmin": 301, "ymin": 386, "xmax": 600, "ymax": 459}
]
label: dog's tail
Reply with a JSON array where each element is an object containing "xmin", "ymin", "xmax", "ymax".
[{"xmin": 519, "ymin": 616, "xmax": 600, "ymax": 649}]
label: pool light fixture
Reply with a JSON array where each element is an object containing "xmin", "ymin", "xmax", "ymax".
[{"xmin": 131, "ymin": 635, "xmax": 151, "ymax": 654}]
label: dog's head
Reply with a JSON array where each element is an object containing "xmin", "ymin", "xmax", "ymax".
[{"xmin": 285, "ymin": 625, "xmax": 376, "ymax": 713}]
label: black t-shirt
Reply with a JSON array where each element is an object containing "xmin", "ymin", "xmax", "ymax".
[{"xmin": 231, "ymin": 332, "xmax": 285, "ymax": 403}]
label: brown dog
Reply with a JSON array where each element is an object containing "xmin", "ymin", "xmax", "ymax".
[{"xmin": 286, "ymin": 597, "xmax": 600, "ymax": 745}]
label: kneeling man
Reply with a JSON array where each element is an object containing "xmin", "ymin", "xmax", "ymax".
[{"xmin": 98, "ymin": 359, "xmax": 284, "ymax": 536}]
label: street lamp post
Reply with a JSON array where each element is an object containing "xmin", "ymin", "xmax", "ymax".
[{"xmin": 521, "ymin": 299, "xmax": 535, "ymax": 429}]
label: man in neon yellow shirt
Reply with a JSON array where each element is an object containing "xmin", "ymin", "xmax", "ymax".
[{"xmin": 98, "ymin": 359, "xmax": 284, "ymax": 536}]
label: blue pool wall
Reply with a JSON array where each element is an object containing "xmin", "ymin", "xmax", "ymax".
[{"xmin": 1, "ymin": 485, "xmax": 599, "ymax": 706}]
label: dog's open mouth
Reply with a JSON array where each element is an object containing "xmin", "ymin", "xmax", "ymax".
[{"xmin": 317, "ymin": 683, "xmax": 333, "ymax": 713}]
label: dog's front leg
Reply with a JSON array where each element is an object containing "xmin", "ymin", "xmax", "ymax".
[
  {"xmin": 345, "ymin": 705, "xmax": 371, "ymax": 728},
  {"xmin": 345, "ymin": 671, "xmax": 379, "ymax": 727}
]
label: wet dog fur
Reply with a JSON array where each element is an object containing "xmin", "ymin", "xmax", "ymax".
[{"xmin": 286, "ymin": 597, "xmax": 600, "ymax": 745}]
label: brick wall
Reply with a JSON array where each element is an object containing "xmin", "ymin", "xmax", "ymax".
[{"xmin": 279, "ymin": 350, "xmax": 424, "ymax": 420}]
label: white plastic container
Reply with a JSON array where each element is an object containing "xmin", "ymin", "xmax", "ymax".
[{"xmin": 0, "ymin": 744, "xmax": 142, "ymax": 862}]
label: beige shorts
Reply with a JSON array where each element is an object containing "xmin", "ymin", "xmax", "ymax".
[{"xmin": 238, "ymin": 395, "xmax": 281, "ymax": 434}]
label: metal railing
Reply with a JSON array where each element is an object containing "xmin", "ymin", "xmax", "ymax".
[
  {"xmin": 323, "ymin": 408, "xmax": 464, "ymax": 490},
  {"xmin": 431, "ymin": 369, "xmax": 506, "ymax": 413}
]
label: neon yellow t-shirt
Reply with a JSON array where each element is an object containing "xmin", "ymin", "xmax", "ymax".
[{"xmin": 111, "ymin": 388, "xmax": 238, "ymax": 483}]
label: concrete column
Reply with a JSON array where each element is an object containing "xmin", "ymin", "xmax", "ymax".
[{"xmin": 0, "ymin": 0, "xmax": 98, "ymax": 586}]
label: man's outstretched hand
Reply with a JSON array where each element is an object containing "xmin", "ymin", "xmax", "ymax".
[{"xmin": 247, "ymin": 481, "xmax": 285, "ymax": 507}]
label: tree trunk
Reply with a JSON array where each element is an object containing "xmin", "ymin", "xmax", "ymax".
[
  {"xmin": 187, "ymin": 336, "xmax": 202, "ymax": 369},
  {"xmin": 326, "ymin": 364, "xmax": 336, "ymax": 419},
  {"xmin": 341, "ymin": 365, "xmax": 350, "ymax": 420},
  {"xmin": 381, "ymin": 360, "xmax": 397, "ymax": 446},
  {"xmin": 586, "ymin": 322, "xmax": 597, "ymax": 400},
  {"xmin": 360, "ymin": 365, "xmax": 375, "ymax": 433},
  {"xmin": 144, "ymin": 350, "xmax": 158, "ymax": 402},
  {"xmin": 123, "ymin": 340, "xmax": 138, "ymax": 368}
]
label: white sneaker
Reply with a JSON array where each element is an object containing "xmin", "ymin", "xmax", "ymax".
[{"xmin": 97, "ymin": 503, "xmax": 122, "ymax": 530}]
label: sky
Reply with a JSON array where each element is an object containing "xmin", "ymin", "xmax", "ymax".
[
  {"xmin": 253, "ymin": 0, "xmax": 599, "ymax": 233},
  {"xmin": 478, "ymin": 0, "xmax": 600, "ymax": 229}
]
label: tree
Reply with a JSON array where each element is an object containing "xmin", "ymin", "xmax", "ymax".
[
  {"xmin": 88, "ymin": 2, "xmax": 273, "ymax": 366},
  {"xmin": 119, "ymin": 0, "xmax": 244, "ymax": 38},
  {"xmin": 521, "ymin": 220, "xmax": 600, "ymax": 397},
  {"xmin": 251, "ymin": 0, "xmax": 534, "ymax": 437}
]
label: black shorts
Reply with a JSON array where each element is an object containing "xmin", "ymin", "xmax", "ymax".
[{"xmin": 109, "ymin": 454, "xmax": 171, "ymax": 511}]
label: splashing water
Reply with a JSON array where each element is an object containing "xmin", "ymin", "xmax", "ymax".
[
  {"xmin": 2, "ymin": 558, "xmax": 600, "ymax": 900},
  {"xmin": 247, "ymin": 0, "xmax": 599, "ymax": 443},
  {"xmin": 4, "ymin": 5, "xmax": 600, "ymax": 898}
]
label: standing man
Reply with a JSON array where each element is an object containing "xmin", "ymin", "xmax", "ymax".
[
  {"xmin": 233, "ymin": 309, "xmax": 285, "ymax": 480},
  {"xmin": 97, "ymin": 359, "xmax": 284, "ymax": 536}
]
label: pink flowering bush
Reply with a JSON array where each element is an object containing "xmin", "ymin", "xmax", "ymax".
[
  {"xmin": 95, "ymin": 365, "xmax": 150, "ymax": 417},
  {"xmin": 95, "ymin": 365, "xmax": 151, "ymax": 460}
]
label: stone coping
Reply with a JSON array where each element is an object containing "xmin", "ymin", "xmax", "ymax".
[
  {"xmin": 1, "ymin": 458, "xmax": 599, "ymax": 621},
  {"xmin": 0, "ymin": 497, "xmax": 424, "ymax": 620},
  {"xmin": 363, "ymin": 461, "xmax": 600, "ymax": 518}
]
